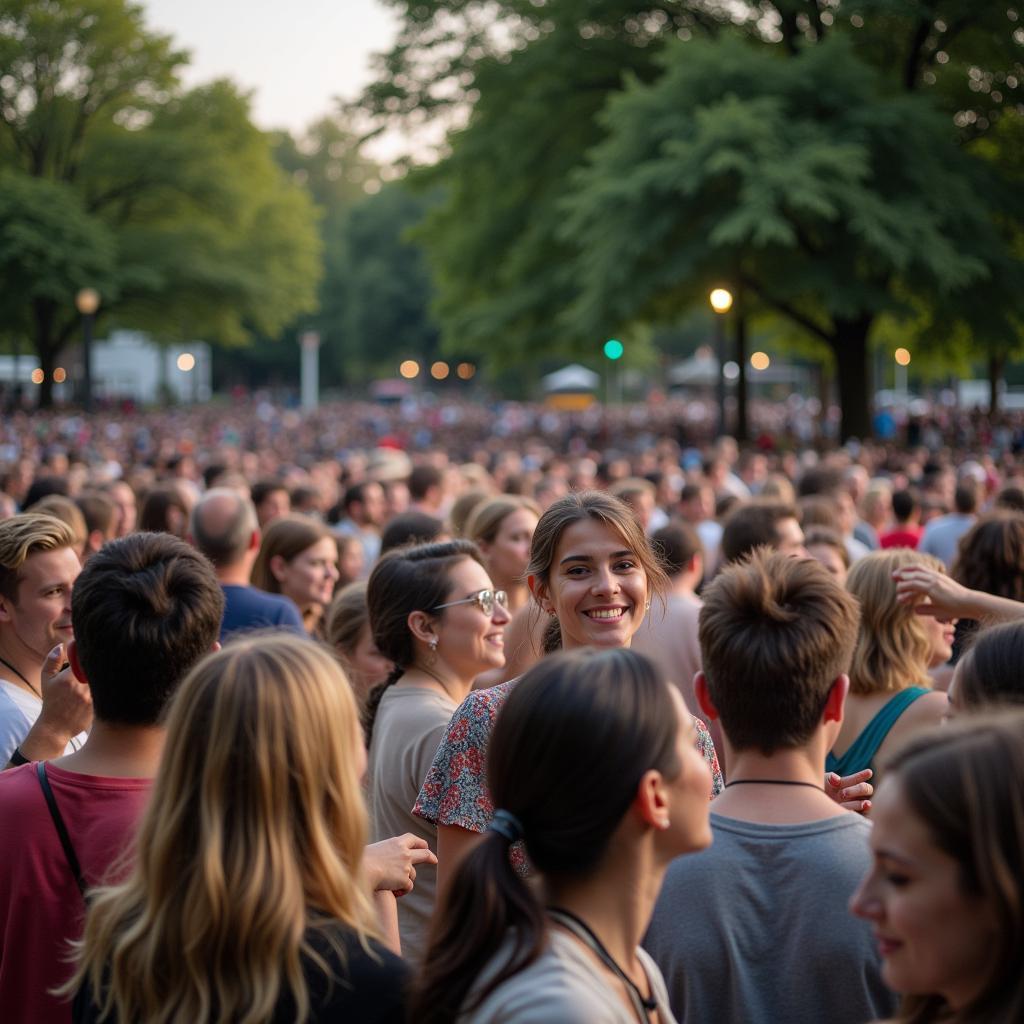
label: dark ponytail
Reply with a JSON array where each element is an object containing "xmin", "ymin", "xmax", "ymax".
[
  {"xmin": 361, "ymin": 664, "xmax": 404, "ymax": 747},
  {"xmin": 410, "ymin": 648, "xmax": 682, "ymax": 1021},
  {"xmin": 363, "ymin": 539, "xmax": 483, "ymax": 747}
]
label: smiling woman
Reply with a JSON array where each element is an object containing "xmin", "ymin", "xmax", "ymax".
[
  {"xmin": 363, "ymin": 540, "xmax": 507, "ymax": 963},
  {"xmin": 251, "ymin": 514, "xmax": 340, "ymax": 638},
  {"xmin": 851, "ymin": 712, "xmax": 1024, "ymax": 1023},
  {"xmin": 413, "ymin": 491, "xmax": 724, "ymax": 893}
]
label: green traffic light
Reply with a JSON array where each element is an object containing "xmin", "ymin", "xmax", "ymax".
[{"xmin": 604, "ymin": 339, "xmax": 624, "ymax": 360}]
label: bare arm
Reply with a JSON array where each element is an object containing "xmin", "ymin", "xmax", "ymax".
[
  {"xmin": 436, "ymin": 823, "xmax": 483, "ymax": 897},
  {"xmin": 372, "ymin": 891, "xmax": 402, "ymax": 956},
  {"xmin": 893, "ymin": 567, "xmax": 1024, "ymax": 622}
]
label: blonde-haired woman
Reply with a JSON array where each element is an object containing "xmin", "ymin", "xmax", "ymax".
[
  {"xmin": 251, "ymin": 515, "xmax": 340, "ymax": 638},
  {"xmin": 68, "ymin": 636, "xmax": 411, "ymax": 1024},
  {"xmin": 828, "ymin": 550, "xmax": 952, "ymax": 781}
]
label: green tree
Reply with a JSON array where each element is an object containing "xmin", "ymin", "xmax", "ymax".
[
  {"xmin": 323, "ymin": 181, "xmax": 441, "ymax": 384},
  {"xmin": 563, "ymin": 36, "xmax": 1021, "ymax": 438},
  {"xmin": 0, "ymin": 0, "xmax": 321, "ymax": 406},
  {"xmin": 362, "ymin": 0, "xmax": 1024, "ymax": 435}
]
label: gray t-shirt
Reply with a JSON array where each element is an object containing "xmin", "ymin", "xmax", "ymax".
[
  {"xmin": 464, "ymin": 928, "xmax": 678, "ymax": 1024},
  {"xmin": 644, "ymin": 812, "xmax": 896, "ymax": 1024},
  {"xmin": 367, "ymin": 684, "xmax": 456, "ymax": 964}
]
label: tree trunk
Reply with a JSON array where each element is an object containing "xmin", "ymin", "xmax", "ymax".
[
  {"xmin": 988, "ymin": 353, "xmax": 1005, "ymax": 415},
  {"xmin": 832, "ymin": 316, "xmax": 874, "ymax": 442},
  {"xmin": 735, "ymin": 311, "xmax": 749, "ymax": 443},
  {"xmin": 33, "ymin": 298, "xmax": 58, "ymax": 410}
]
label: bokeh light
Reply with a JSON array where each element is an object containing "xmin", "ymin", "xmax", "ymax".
[
  {"xmin": 894, "ymin": 348, "xmax": 912, "ymax": 366},
  {"xmin": 430, "ymin": 361, "xmax": 450, "ymax": 380},
  {"xmin": 399, "ymin": 360, "xmax": 420, "ymax": 379},
  {"xmin": 53, "ymin": 367, "xmax": 67, "ymax": 383},
  {"xmin": 750, "ymin": 352, "xmax": 770, "ymax": 371},
  {"xmin": 456, "ymin": 362, "xmax": 476, "ymax": 380},
  {"xmin": 709, "ymin": 288, "xmax": 733, "ymax": 314},
  {"xmin": 177, "ymin": 353, "xmax": 196, "ymax": 372},
  {"xmin": 31, "ymin": 368, "xmax": 44, "ymax": 384}
]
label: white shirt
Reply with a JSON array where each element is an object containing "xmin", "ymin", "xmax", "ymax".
[{"xmin": 0, "ymin": 678, "xmax": 87, "ymax": 763}]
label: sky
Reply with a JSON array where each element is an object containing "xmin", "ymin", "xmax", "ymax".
[{"xmin": 141, "ymin": 0, "xmax": 399, "ymax": 137}]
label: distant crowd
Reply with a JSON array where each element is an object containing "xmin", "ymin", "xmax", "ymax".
[{"xmin": 1, "ymin": 398, "xmax": 1023, "ymax": 1024}]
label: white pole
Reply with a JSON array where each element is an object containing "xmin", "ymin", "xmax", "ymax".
[{"xmin": 300, "ymin": 331, "xmax": 320, "ymax": 412}]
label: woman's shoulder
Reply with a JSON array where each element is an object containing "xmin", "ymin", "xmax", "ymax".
[
  {"xmin": 465, "ymin": 931, "xmax": 663, "ymax": 1024},
  {"xmin": 301, "ymin": 926, "xmax": 410, "ymax": 1023}
]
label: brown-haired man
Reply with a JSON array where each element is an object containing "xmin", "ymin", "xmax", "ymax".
[{"xmin": 645, "ymin": 549, "xmax": 895, "ymax": 1024}]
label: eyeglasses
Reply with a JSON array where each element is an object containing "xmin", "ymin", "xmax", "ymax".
[{"xmin": 433, "ymin": 588, "xmax": 508, "ymax": 617}]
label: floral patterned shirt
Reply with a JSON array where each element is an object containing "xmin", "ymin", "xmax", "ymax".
[{"xmin": 413, "ymin": 678, "xmax": 723, "ymax": 873}]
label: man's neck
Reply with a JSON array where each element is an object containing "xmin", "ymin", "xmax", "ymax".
[
  {"xmin": 216, "ymin": 559, "xmax": 255, "ymax": 586},
  {"xmin": 712, "ymin": 742, "xmax": 843, "ymax": 824},
  {"xmin": 0, "ymin": 634, "xmax": 43, "ymax": 694},
  {"xmin": 53, "ymin": 720, "xmax": 165, "ymax": 779}
]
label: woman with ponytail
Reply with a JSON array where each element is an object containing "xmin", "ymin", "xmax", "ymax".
[
  {"xmin": 364, "ymin": 540, "xmax": 510, "ymax": 962},
  {"xmin": 415, "ymin": 491, "xmax": 724, "ymax": 888},
  {"xmin": 411, "ymin": 648, "xmax": 712, "ymax": 1023}
]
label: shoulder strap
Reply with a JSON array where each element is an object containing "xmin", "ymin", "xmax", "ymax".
[
  {"xmin": 827, "ymin": 687, "xmax": 931, "ymax": 777},
  {"xmin": 35, "ymin": 761, "xmax": 88, "ymax": 898}
]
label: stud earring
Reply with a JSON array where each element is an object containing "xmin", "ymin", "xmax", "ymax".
[{"xmin": 658, "ymin": 818, "xmax": 670, "ymax": 830}]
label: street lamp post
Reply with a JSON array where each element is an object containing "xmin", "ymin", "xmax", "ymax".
[
  {"xmin": 709, "ymin": 288, "xmax": 733, "ymax": 436},
  {"xmin": 75, "ymin": 288, "xmax": 100, "ymax": 412},
  {"xmin": 895, "ymin": 347, "xmax": 911, "ymax": 400}
]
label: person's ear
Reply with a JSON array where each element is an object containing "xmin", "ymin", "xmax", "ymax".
[
  {"xmin": 248, "ymin": 529, "xmax": 261, "ymax": 553},
  {"xmin": 68, "ymin": 639, "xmax": 87, "ymax": 685},
  {"xmin": 527, "ymin": 575, "xmax": 554, "ymax": 615},
  {"xmin": 694, "ymin": 671, "xmax": 719, "ymax": 721},
  {"xmin": 210, "ymin": 640, "xmax": 222, "ymax": 654},
  {"xmin": 634, "ymin": 768, "xmax": 671, "ymax": 831},
  {"xmin": 822, "ymin": 674, "xmax": 850, "ymax": 725},
  {"xmin": 0, "ymin": 593, "xmax": 12, "ymax": 624},
  {"xmin": 407, "ymin": 610, "xmax": 437, "ymax": 646},
  {"xmin": 269, "ymin": 554, "xmax": 289, "ymax": 583}
]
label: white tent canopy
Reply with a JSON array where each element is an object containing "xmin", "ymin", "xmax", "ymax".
[{"xmin": 542, "ymin": 363, "xmax": 601, "ymax": 393}]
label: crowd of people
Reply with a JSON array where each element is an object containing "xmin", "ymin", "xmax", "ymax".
[{"xmin": 1, "ymin": 399, "xmax": 1024, "ymax": 1024}]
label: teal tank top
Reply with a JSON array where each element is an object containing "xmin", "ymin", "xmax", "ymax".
[{"xmin": 826, "ymin": 687, "xmax": 930, "ymax": 778}]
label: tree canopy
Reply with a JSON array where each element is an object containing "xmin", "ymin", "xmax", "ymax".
[
  {"xmin": 0, "ymin": 0, "xmax": 321, "ymax": 405},
  {"xmin": 362, "ymin": 0, "xmax": 1024, "ymax": 437}
]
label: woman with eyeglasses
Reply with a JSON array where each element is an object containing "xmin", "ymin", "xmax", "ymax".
[{"xmin": 364, "ymin": 540, "xmax": 510, "ymax": 963}]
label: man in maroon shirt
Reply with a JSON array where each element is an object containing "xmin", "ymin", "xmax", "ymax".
[{"xmin": 0, "ymin": 533, "xmax": 223, "ymax": 1024}]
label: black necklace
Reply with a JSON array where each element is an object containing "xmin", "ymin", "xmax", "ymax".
[
  {"xmin": 725, "ymin": 778, "xmax": 824, "ymax": 791},
  {"xmin": 547, "ymin": 906, "xmax": 657, "ymax": 1022},
  {"xmin": 0, "ymin": 653, "xmax": 42, "ymax": 700}
]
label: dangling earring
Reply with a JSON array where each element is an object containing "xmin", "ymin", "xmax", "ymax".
[
  {"xmin": 428, "ymin": 635, "xmax": 439, "ymax": 665},
  {"xmin": 644, "ymin": 600, "xmax": 651, "ymax": 613}
]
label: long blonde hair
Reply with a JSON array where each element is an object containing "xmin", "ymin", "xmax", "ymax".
[
  {"xmin": 65, "ymin": 635, "xmax": 378, "ymax": 1024},
  {"xmin": 846, "ymin": 549, "xmax": 945, "ymax": 696}
]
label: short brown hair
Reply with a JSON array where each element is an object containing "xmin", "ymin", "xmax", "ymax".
[
  {"xmin": 721, "ymin": 501, "xmax": 799, "ymax": 565},
  {"xmin": 0, "ymin": 513, "xmax": 76, "ymax": 602},
  {"xmin": 699, "ymin": 549, "xmax": 860, "ymax": 754}
]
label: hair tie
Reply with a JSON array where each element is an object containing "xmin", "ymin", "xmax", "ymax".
[{"xmin": 489, "ymin": 809, "xmax": 524, "ymax": 844}]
